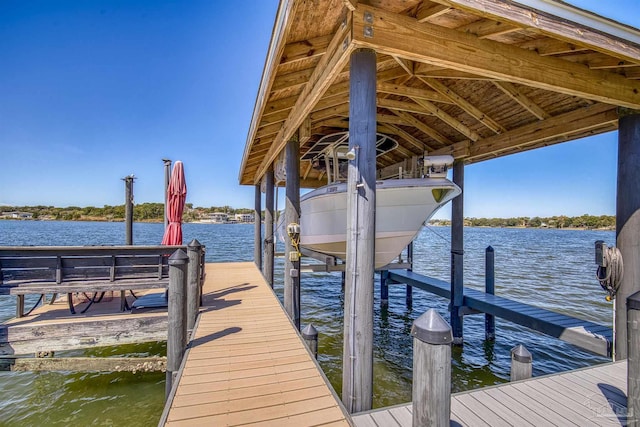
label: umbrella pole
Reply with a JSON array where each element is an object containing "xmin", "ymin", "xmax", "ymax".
[{"xmin": 163, "ymin": 159, "xmax": 172, "ymax": 230}]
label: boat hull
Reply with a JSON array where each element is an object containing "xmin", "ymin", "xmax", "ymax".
[{"xmin": 299, "ymin": 178, "xmax": 461, "ymax": 268}]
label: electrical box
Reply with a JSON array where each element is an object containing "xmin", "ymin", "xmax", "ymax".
[
  {"xmin": 289, "ymin": 252, "xmax": 300, "ymax": 262},
  {"xmin": 595, "ymin": 240, "xmax": 607, "ymax": 267},
  {"xmin": 287, "ymin": 223, "xmax": 300, "ymax": 235}
]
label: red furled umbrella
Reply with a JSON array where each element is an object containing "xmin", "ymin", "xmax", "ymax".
[{"xmin": 161, "ymin": 161, "xmax": 187, "ymax": 245}]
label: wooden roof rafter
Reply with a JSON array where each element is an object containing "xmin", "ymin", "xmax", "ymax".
[{"xmin": 351, "ymin": 4, "xmax": 640, "ymax": 109}]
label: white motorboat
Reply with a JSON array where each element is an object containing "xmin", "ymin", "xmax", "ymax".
[{"xmin": 293, "ymin": 132, "xmax": 461, "ymax": 269}]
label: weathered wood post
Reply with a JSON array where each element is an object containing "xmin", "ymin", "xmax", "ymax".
[
  {"xmin": 186, "ymin": 239, "xmax": 202, "ymax": 334},
  {"xmin": 380, "ymin": 270, "xmax": 389, "ymax": 307},
  {"xmin": 510, "ymin": 344, "xmax": 533, "ymax": 381},
  {"xmin": 123, "ymin": 175, "xmax": 134, "ymax": 245},
  {"xmin": 411, "ymin": 308, "xmax": 453, "ymax": 426},
  {"xmin": 264, "ymin": 167, "xmax": 275, "ymax": 288},
  {"xmin": 485, "ymin": 246, "xmax": 496, "ymax": 341},
  {"xmin": 616, "ymin": 109, "xmax": 640, "ymax": 359},
  {"xmin": 166, "ymin": 249, "xmax": 189, "ymax": 399},
  {"xmin": 342, "ymin": 48, "xmax": 376, "ymax": 413},
  {"xmin": 162, "ymin": 159, "xmax": 171, "ymax": 230},
  {"xmin": 122, "ymin": 175, "xmax": 135, "ymax": 311},
  {"xmin": 406, "ymin": 242, "xmax": 413, "ymax": 307},
  {"xmin": 284, "ymin": 133, "xmax": 301, "ymax": 330},
  {"xmin": 254, "ymin": 183, "xmax": 262, "ymax": 270},
  {"xmin": 302, "ymin": 324, "xmax": 318, "ymax": 359},
  {"xmin": 628, "ymin": 291, "xmax": 640, "ymax": 425},
  {"xmin": 451, "ymin": 161, "xmax": 465, "ymax": 345}
]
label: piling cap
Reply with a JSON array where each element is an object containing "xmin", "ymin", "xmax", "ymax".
[
  {"xmin": 511, "ymin": 344, "xmax": 533, "ymax": 363},
  {"xmin": 168, "ymin": 249, "xmax": 189, "ymax": 265},
  {"xmin": 302, "ymin": 324, "xmax": 318, "ymax": 339},
  {"xmin": 411, "ymin": 309, "xmax": 453, "ymax": 345},
  {"xmin": 628, "ymin": 291, "xmax": 640, "ymax": 310},
  {"xmin": 188, "ymin": 238, "xmax": 202, "ymax": 249}
]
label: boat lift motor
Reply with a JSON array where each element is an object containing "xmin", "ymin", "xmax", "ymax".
[
  {"xmin": 423, "ymin": 155, "xmax": 454, "ymax": 178},
  {"xmin": 287, "ymin": 223, "xmax": 301, "ymax": 262}
]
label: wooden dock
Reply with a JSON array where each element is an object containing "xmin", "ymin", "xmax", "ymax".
[
  {"xmin": 160, "ymin": 262, "xmax": 351, "ymax": 426},
  {"xmin": 353, "ymin": 361, "xmax": 628, "ymax": 426},
  {"xmin": 387, "ymin": 269, "xmax": 612, "ymax": 357},
  {"xmin": 1, "ymin": 290, "xmax": 168, "ymax": 355}
]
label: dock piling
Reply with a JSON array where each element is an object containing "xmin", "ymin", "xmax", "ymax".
[
  {"xmin": 380, "ymin": 271, "xmax": 389, "ymax": 307},
  {"xmin": 254, "ymin": 183, "xmax": 262, "ymax": 270},
  {"xmin": 450, "ymin": 161, "xmax": 464, "ymax": 345},
  {"xmin": 302, "ymin": 324, "xmax": 318, "ymax": 359},
  {"xmin": 627, "ymin": 291, "xmax": 640, "ymax": 425},
  {"xmin": 485, "ymin": 246, "xmax": 496, "ymax": 341},
  {"xmin": 166, "ymin": 249, "xmax": 189, "ymax": 400},
  {"xmin": 284, "ymin": 134, "xmax": 301, "ymax": 330},
  {"xmin": 406, "ymin": 243, "xmax": 413, "ymax": 307},
  {"xmin": 616, "ymin": 109, "xmax": 640, "ymax": 359},
  {"xmin": 411, "ymin": 309, "xmax": 453, "ymax": 426},
  {"xmin": 510, "ymin": 344, "xmax": 533, "ymax": 381},
  {"xmin": 264, "ymin": 167, "xmax": 275, "ymax": 288},
  {"xmin": 187, "ymin": 239, "xmax": 202, "ymax": 334}
]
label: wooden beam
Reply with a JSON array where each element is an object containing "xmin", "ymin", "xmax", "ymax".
[
  {"xmin": 281, "ymin": 34, "xmax": 332, "ymax": 67},
  {"xmin": 517, "ymin": 37, "xmax": 590, "ymax": 57},
  {"xmin": 390, "ymin": 110, "xmax": 453, "ymax": 146},
  {"xmin": 416, "ymin": 4, "xmax": 452, "ymax": 22},
  {"xmin": 456, "ymin": 18, "xmax": 520, "ymax": 39},
  {"xmin": 380, "ymin": 124, "xmax": 435, "ymax": 152},
  {"xmin": 413, "ymin": 63, "xmax": 493, "ymax": 80},
  {"xmin": 271, "ymin": 68, "xmax": 314, "ymax": 93},
  {"xmin": 10, "ymin": 357, "xmax": 166, "ymax": 372},
  {"xmin": 418, "ymin": 77, "xmax": 506, "ymax": 133},
  {"xmin": 352, "ymin": 4, "xmax": 640, "ymax": 109},
  {"xmin": 411, "ymin": 97, "xmax": 480, "ymax": 141},
  {"xmin": 378, "ymin": 97, "xmax": 431, "ymax": 115},
  {"xmin": 377, "ymin": 81, "xmax": 452, "ymax": 103},
  {"xmin": 299, "ymin": 117, "xmax": 311, "ymax": 144},
  {"xmin": 376, "ymin": 113, "xmax": 408, "ymax": 126},
  {"xmin": 493, "ymin": 81, "xmax": 550, "ymax": 120},
  {"xmin": 310, "ymin": 103, "xmax": 350, "ymax": 122},
  {"xmin": 429, "ymin": 0, "xmax": 640, "ymax": 64},
  {"xmin": 430, "ymin": 103, "xmax": 617, "ymax": 160},
  {"xmin": 392, "ymin": 55, "xmax": 414, "ymax": 75},
  {"xmin": 254, "ymin": 13, "xmax": 354, "ymax": 183}
]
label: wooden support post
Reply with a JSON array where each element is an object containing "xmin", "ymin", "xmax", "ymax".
[
  {"xmin": 411, "ymin": 309, "xmax": 452, "ymax": 426},
  {"xmin": 485, "ymin": 246, "xmax": 496, "ymax": 341},
  {"xmin": 124, "ymin": 175, "xmax": 134, "ymax": 246},
  {"xmin": 166, "ymin": 249, "xmax": 189, "ymax": 400},
  {"xmin": 450, "ymin": 161, "xmax": 464, "ymax": 345},
  {"xmin": 163, "ymin": 159, "xmax": 171, "ymax": 230},
  {"xmin": 380, "ymin": 271, "xmax": 389, "ymax": 307},
  {"xmin": 284, "ymin": 134, "xmax": 301, "ymax": 330},
  {"xmin": 302, "ymin": 324, "xmax": 319, "ymax": 359},
  {"xmin": 616, "ymin": 109, "xmax": 640, "ymax": 359},
  {"xmin": 342, "ymin": 48, "xmax": 376, "ymax": 414},
  {"xmin": 628, "ymin": 291, "xmax": 640, "ymax": 425},
  {"xmin": 123, "ymin": 175, "xmax": 135, "ymax": 311},
  {"xmin": 510, "ymin": 344, "xmax": 533, "ymax": 381},
  {"xmin": 186, "ymin": 239, "xmax": 202, "ymax": 334},
  {"xmin": 406, "ymin": 242, "xmax": 413, "ymax": 307},
  {"xmin": 16, "ymin": 295, "xmax": 25, "ymax": 318},
  {"xmin": 254, "ymin": 183, "xmax": 262, "ymax": 270},
  {"xmin": 264, "ymin": 167, "xmax": 275, "ymax": 288}
]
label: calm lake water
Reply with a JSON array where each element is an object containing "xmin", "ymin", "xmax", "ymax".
[{"xmin": 0, "ymin": 220, "xmax": 613, "ymax": 426}]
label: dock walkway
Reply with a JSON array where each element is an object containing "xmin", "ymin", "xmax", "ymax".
[
  {"xmin": 388, "ymin": 269, "xmax": 612, "ymax": 356},
  {"xmin": 353, "ymin": 361, "xmax": 628, "ymax": 426},
  {"xmin": 161, "ymin": 262, "xmax": 351, "ymax": 426}
]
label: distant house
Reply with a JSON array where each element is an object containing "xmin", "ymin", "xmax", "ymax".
[
  {"xmin": 209, "ymin": 212, "xmax": 228, "ymax": 223},
  {"xmin": 1, "ymin": 211, "xmax": 33, "ymax": 219},
  {"xmin": 234, "ymin": 213, "xmax": 254, "ymax": 223}
]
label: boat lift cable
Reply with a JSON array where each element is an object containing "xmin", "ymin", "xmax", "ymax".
[{"xmin": 424, "ymin": 224, "xmax": 451, "ymax": 244}]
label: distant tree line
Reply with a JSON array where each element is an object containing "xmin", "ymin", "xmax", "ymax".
[
  {"xmin": 430, "ymin": 214, "xmax": 615, "ymax": 230},
  {"xmin": 1, "ymin": 203, "xmax": 198, "ymax": 222}
]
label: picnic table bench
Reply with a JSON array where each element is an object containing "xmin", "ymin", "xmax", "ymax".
[{"xmin": 0, "ymin": 245, "xmax": 204, "ymax": 318}]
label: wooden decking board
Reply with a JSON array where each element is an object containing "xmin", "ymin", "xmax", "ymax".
[
  {"xmin": 172, "ymin": 377, "xmax": 329, "ymax": 407},
  {"xmin": 353, "ymin": 362, "xmax": 628, "ymax": 427},
  {"xmin": 163, "ymin": 262, "xmax": 350, "ymax": 426}
]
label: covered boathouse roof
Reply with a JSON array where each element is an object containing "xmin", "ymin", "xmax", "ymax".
[{"xmin": 239, "ymin": 0, "xmax": 640, "ymax": 189}]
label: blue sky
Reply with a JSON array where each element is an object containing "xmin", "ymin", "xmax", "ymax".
[{"xmin": 0, "ymin": 0, "xmax": 638, "ymax": 218}]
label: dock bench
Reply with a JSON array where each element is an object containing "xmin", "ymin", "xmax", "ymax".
[{"xmin": 0, "ymin": 245, "xmax": 196, "ymax": 318}]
